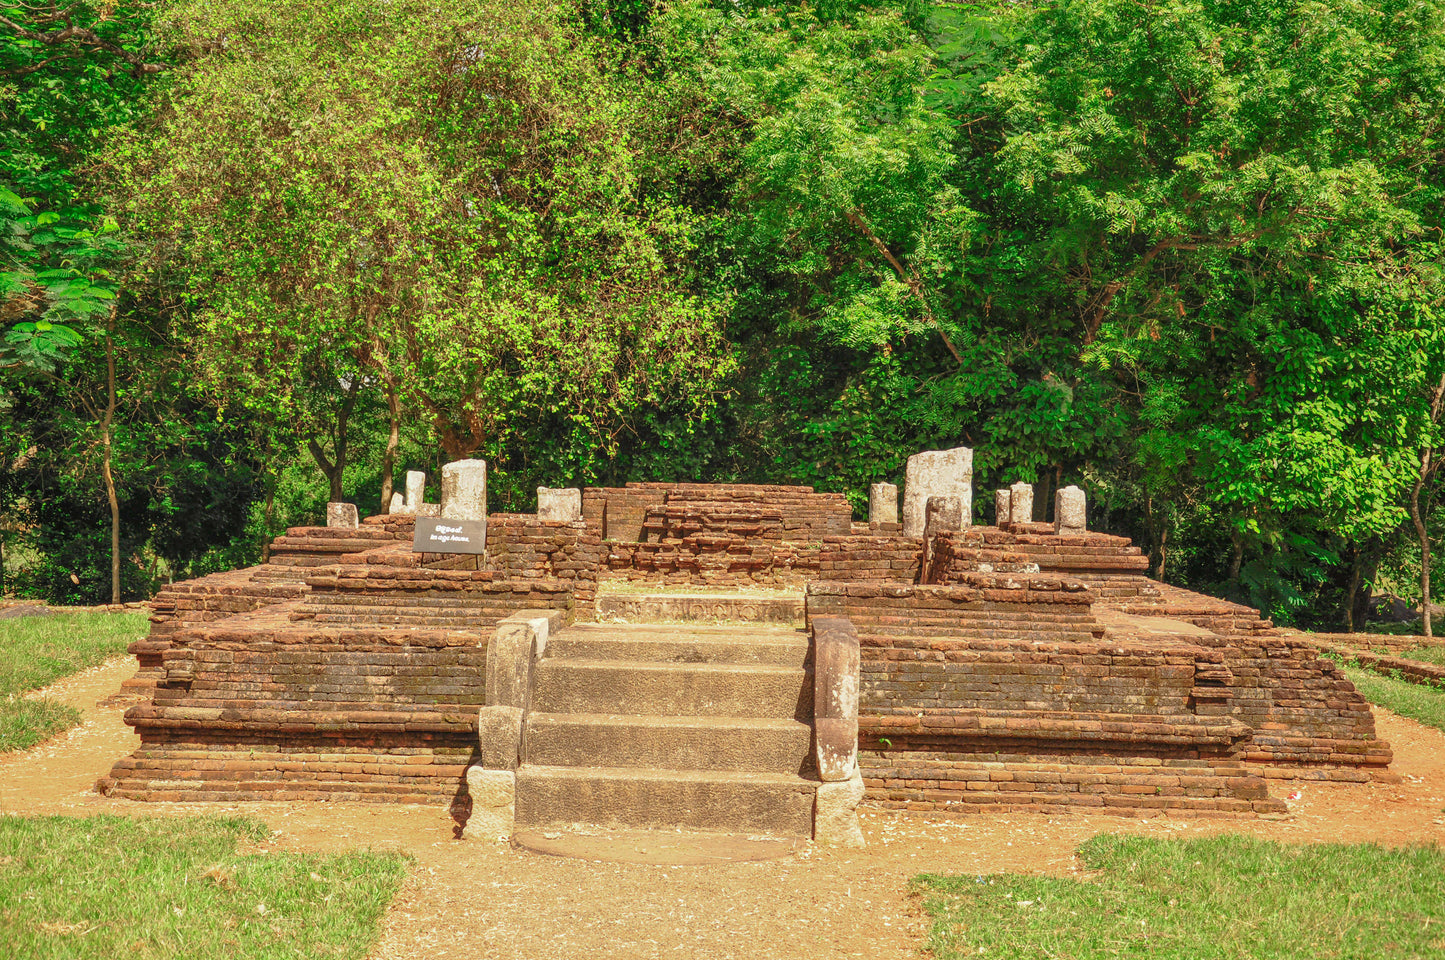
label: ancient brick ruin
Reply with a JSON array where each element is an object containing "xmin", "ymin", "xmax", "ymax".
[{"xmin": 101, "ymin": 454, "xmax": 1392, "ymax": 842}]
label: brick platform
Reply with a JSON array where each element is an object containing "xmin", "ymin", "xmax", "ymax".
[{"xmin": 105, "ymin": 484, "xmax": 1395, "ymax": 812}]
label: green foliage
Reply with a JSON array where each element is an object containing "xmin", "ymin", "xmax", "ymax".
[
  {"xmin": 110, "ymin": 0, "xmax": 734, "ymax": 469},
  {"xmin": 916, "ymin": 833, "xmax": 1445, "ymax": 959},
  {"xmin": 2, "ymin": 0, "xmax": 1442, "ymax": 631},
  {"xmin": 974, "ymin": 0, "xmax": 1445, "ymax": 599},
  {"xmin": 0, "ymin": 815, "xmax": 407, "ymax": 958},
  {"xmin": 0, "ymin": 2, "xmax": 157, "ymax": 373},
  {"xmin": 0, "ymin": 611, "xmax": 145, "ymax": 750}
]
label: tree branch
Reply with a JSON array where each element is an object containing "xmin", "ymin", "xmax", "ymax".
[
  {"xmin": 0, "ymin": 13, "xmax": 167, "ymax": 76},
  {"xmin": 843, "ymin": 207, "xmax": 964, "ymax": 365}
]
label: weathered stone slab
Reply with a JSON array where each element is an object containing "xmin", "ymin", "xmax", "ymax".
[
  {"xmin": 814, "ymin": 771, "xmax": 865, "ymax": 848},
  {"xmin": 538, "ymin": 486, "xmax": 582, "ymax": 522},
  {"xmin": 485, "ymin": 617, "xmax": 549, "ymax": 707},
  {"xmin": 903, "ymin": 447, "xmax": 972, "ymax": 537},
  {"xmin": 1008, "ymin": 481, "xmax": 1034, "ymax": 524},
  {"xmin": 1056, "ymin": 485, "xmax": 1087, "ymax": 533},
  {"xmin": 465, "ymin": 766, "xmax": 516, "ymax": 837},
  {"xmin": 595, "ymin": 593, "xmax": 804, "ymax": 623},
  {"xmin": 868, "ymin": 483, "xmax": 898, "ymax": 525},
  {"xmin": 326, "ymin": 502, "xmax": 359, "ymax": 529},
  {"xmin": 477, "ymin": 706, "xmax": 525, "ymax": 770},
  {"xmin": 813, "ymin": 616, "xmax": 859, "ymax": 782},
  {"xmin": 441, "ymin": 459, "xmax": 488, "ymax": 521}
]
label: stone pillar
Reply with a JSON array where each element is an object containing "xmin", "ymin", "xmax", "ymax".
[
  {"xmin": 441, "ymin": 459, "xmax": 488, "ymax": 521},
  {"xmin": 994, "ymin": 489, "xmax": 1012, "ymax": 527},
  {"xmin": 388, "ymin": 492, "xmax": 406, "ymax": 515},
  {"xmin": 326, "ymin": 502, "xmax": 359, "ymax": 529},
  {"xmin": 1008, "ymin": 481, "xmax": 1034, "ymax": 525},
  {"xmin": 868, "ymin": 483, "xmax": 898, "ymax": 525},
  {"xmin": 1055, "ymin": 485, "xmax": 1087, "ymax": 534},
  {"xmin": 902, "ymin": 446, "xmax": 973, "ymax": 538},
  {"xmin": 537, "ymin": 486, "xmax": 582, "ymax": 522},
  {"xmin": 405, "ymin": 470, "xmax": 426, "ymax": 508},
  {"xmin": 924, "ymin": 496, "xmax": 963, "ymax": 538}
]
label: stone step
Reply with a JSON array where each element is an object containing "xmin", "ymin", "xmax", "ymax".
[
  {"xmin": 514, "ymin": 764, "xmax": 817, "ymax": 837},
  {"xmin": 524, "ymin": 713, "xmax": 813, "ymax": 774},
  {"xmin": 594, "ymin": 591, "xmax": 804, "ymax": 623},
  {"xmin": 529, "ymin": 659, "xmax": 811, "ymax": 719},
  {"xmin": 547, "ymin": 623, "xmax": 809, "ymax": 667}
]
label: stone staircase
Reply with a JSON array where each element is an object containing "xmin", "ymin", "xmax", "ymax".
[{"xmin": 508, "ymin": 620, "xmax": 822, "ymax": 839}]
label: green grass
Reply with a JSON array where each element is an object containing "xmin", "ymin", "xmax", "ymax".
[
  {"xmin": 0, "ymin": 611, "xmax": 148, "ymax": 752},
  {"xmin": 1338, "ymin": 663, "xmax": 1445, "ymax": 733},
  {"xmin": 1401, "ymin": 644, "xmax": 1445, "ymax": 667},
  {"xmin": 0, "ymin": 814, "xmax": 409, "ymax": 959},
  {"xmin": 915, "ymin": 834, "xmax": 1445, "ymax": 960}
]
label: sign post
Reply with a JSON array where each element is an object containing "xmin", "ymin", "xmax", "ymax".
[{"xmin": 412, "ymin": 517, "xmax": 488, "ymax": 555}]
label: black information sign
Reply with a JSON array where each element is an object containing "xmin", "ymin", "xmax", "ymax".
[{"xmin": 412, "ymin": 517, "xmax": 488, "ymax": 555}]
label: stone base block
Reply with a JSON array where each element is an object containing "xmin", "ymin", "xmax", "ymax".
[
  {"xmin": 814, "ymin": 771, "xmax": 866, "ymax": 848},
  {"xmin": 466, "ymin": 766, "xmax": 516, "ymax": 838}
]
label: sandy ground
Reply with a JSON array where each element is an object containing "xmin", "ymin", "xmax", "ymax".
[{"xmin": 3, "ymin": 657, "xmax": 1444, "ymax": 959}]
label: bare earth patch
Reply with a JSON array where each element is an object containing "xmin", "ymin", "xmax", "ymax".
[{"xmin": 2, "ymin": 657, "xmax": 1443, "ymax": 959}]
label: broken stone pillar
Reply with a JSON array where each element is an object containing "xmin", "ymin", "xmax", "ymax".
[
  {"xmin": 464, "ymin": 766, "xmax": 516, "ymax": 839},
  {"xmin": 924, "ymin": 496, "xmax": 963, "ymax": 538},
  {"xmin": 902, "ymin": 446, "xmax": 973, "ymax": 538},
  {"xmin": 814, "ymin": 771, "xmax": 866, "ymax": 848},
  {"xmin": 326, "ymin": 502, "xmax": 359, "ymax": 529},
  {"xmin": 390, "ymin": 471, "xmax": 429, "ymax": 516},
  {"xmin": 537, "ymin": 486, "xmax": 582, "ymax": 522},
  {"xmin": 1055, "ymin": 485, "xmax": 1087, "ymax": 534},
  {"xmin": 994, "ymin": 488, "xmax": 1012, "ymax": 527},
  {"xmin": 1008, "ymin": 481, "xmax": 1035, "ymax": 525},
  {"xmin": 868, "ymin": 483, "xmax": 898, "ymax": 525},
  {"xmin": 441, "ymin": 459, "xmax": 487, "ymax": 521}
]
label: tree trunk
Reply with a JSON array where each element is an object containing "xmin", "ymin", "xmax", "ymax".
[
  {"xmin": 1343, "ymin": 538, "xmax": 1382, "ymax": 633},
  {"xmin": 306, "ymin": 377, "xmax": 363, "ymax": 503},
  {"xmin": 260, "ymin": 470, "xmax": 277, "ymax": 563},
  {"xmin": 1411, "ymin": 473, "xmax": 1433, "ymax": 638},
  {"xmin": 1227, "ymin": 531, "xmax": 1244, "ymax": 600},
  {"xmin": 1146, "ymin": 498, "xmax": 1169, "ymax": 581},
  {"xmin": 1412, "ymin": 370, "xmax": 1445, "ymax": 638},
  {"xmin": 101, "ymin": 305, "xmax": 121, "ymax": 604},
  {"xmin": 379, "ymin": 383, "xmax": 399, "ymax": 513}
]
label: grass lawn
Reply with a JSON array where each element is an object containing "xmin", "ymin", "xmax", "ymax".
[
  {"xmin": 1338, "ymin": 663, "xmax": 1445, "ymax": 733},
  {"xmin": 0, "ymin": 611, "xmax": 148, "ymax": 752},
  {"xmin": 1401, "ymin": 644, "xmax": 1445, "ymax": 667},
  {"xmin": 915, "ymin": 833, "xmax": 1445, "ymax": 960},
  {"xmin": 0, "ymin": 814, "xmax": 408, "ymax": 959}
]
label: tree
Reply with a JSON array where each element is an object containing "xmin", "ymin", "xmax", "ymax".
[{"xmin": 108, "ymin": 0, "xmax": 734, "ymax": 487}]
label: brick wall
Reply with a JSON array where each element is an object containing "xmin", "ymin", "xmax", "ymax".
[
  {"xmin": 604, "ymin": 536, "xmax": 921, "ymax": 587},
  {"xmin": 483, "ymin": 515, "xmax": 602, "ymax": 614},
  {"xmin": 583, "ymin": 482, "xmax": 853, "ymax": 543}
]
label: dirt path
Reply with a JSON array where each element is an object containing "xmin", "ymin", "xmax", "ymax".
[{"xmin": 3, "ymin": 658, "xmax": 1444, "ymax": 959}]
